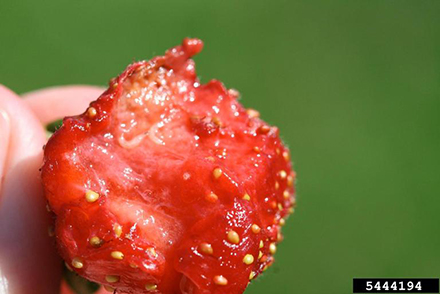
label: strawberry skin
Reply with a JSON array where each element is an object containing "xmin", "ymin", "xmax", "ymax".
[{"xmin": 42, "ymin": 38, "xmax": 296, "ymax": 294}]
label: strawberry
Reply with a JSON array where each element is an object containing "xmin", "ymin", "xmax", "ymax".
[{"xmin": 42, "ymin": 38, "xmax": 296, "ymax": 294}]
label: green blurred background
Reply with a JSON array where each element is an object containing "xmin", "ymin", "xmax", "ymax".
[{"xmin": 1, "ymin": 0, "xmax": 439, "ymax": 293}]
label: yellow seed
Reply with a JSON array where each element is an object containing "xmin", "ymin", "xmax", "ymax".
[
  {"xmin": 279, "ymin": 170, "xmax": 287, "ymax": 179},
  {"xmin": 111, "ymin": 251, "xmax": 124, "ymax": 260},
  {"xmin": 269, "ymin": 243, "xmax": 277, "ymax": 254},
  {"xmin": 130, "ymin": 263, "xmax": 138, "ymax": 268},
  {"xmin": 279, "ymin": 218, "xmax": 286, "ymax": 226},
  {"xmin": 103, "ymin": 285, "xmax": 115, "ymax": 292},
  {"xmin": 249, "ymin": 271, "xmax": 256, "ymax": 280},
  {"xmin": 283, "ymin": 190, "xmax": 290, "ymax": 199},
  {"xmin": 259, "ymin": 125, "xmax": 270, "ymax": 134},
  {"xmin": 291, "ymin": 198, "xmax": 297, "ymax": 208},
  {"xmin": 283, "ymin": 151, "xmax": 290, "ymax": 161},
  {"xmin": 85, "ymin": 190, "xmax": 100, "ymax": 203},
  {"xmin": 113, "ymin": 224, "xmax": 122, "ymax": 237},
  {"xmin": 206, "ymin": 192, "xmax": 218, "ymax": 203},
  {"xmin": 213, "ymin": 275, "xmax": 228, "ymax": 286},
  {"xmin": 259, "ymin": 240, "xmax": 264, "ymax": 249},
  {"xmin": 275, "ymin": 181, "xmax": 280, "ymax": 190},
  {"xmin": 227, "ymin": 230, "xmax": 240, "ymax": 244},
  {"xmin": 242, "ymin": 193, "xmax": 251, "ymax": 201},
  {"xmin": 251, "ymin": 224, "xmax": 261, "ymax": 234},
  {"xmin": 243, "ymin": 254, "xmax": 254, "ymax": 265},
  {"xmin": 105, "ymin": 275, "xmax": 120, "ymax": 283},
  {"xmin": 289, "ymin": 208, "xmax": 295, "ymax": 214},
  {"xmin": 277, "ymin": 232, "xmax": 283, "ymax": 242},
  {"xmin": 253, "ymin": 146, "xmax": 260, "ymax": 153},
  {"xmin": 287, "ymin": 175, "xmax": 294, "ymax": 187},
  {"xmin": 145, "ymin": 283, "xmax": 157, "ymax": 290},
  {"xmin": 89, "ymin": 236, "xmax": 103, "ymax": 247},
  {"xmin": 48, "ymin": 225, "xmax": 55, "ymax": 237},
  {"xmin": 246, "ymin": 108, "xmax": 260, "ymax": 118},
  {"xmin": 276, "ymin": 148, "xmax": 280, "ymax": 155},
  {"xmin": 213, "ymin": 168, "xmax": 223, "ymax": 179},
  {"xmin": 87, "ymin": 107, "xmax": 97, "ymax": 118},
  {"xmin": 199, "ymin": 243, "xmax": 214, "ymax": 255},
  {"xmin": 258, "ymin": 251, "xmax": 263, "ymax": 259},
  {"xmin": 72, "ymin": 257, "xmax": 83, "ymax": 269},
  {"xmin": 278, "ymin": 203, "xmax": 284, "ymax": 211},
  {"xmin": 286, "ymin": 175, "xmax": 294, "ymax": 186},
  {"xmin": 263, "ymin": 265, "xmax": 269, "ymax": 272}
]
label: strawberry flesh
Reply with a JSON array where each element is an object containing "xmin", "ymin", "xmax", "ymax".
[{"xmin": 42, "ymin": 38, "xmax": 296, "ymax": 294}]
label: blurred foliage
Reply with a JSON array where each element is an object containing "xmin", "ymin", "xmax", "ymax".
[{"xmin": 1, "ymin": 0, "xmax": 439, "ymax": 293}]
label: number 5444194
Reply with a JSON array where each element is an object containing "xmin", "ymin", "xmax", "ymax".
[{"xmin": 366, "ymin": 281, "xmax": 422, "ymax": 291}]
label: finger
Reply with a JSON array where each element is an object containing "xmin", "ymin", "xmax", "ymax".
[
  {"xmin": 22, "ymin": 85, "xmax": 105, "ymax": 125},
  {"xmin": 0, "ymin": 85, "xmax": 61, "ymax": 294}
]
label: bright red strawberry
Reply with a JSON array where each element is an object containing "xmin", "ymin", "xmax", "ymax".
[{"xmin": 42, "ymin": 38, "xmax": 296, "ymax": 294}]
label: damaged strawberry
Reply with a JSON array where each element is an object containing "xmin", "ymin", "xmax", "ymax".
[{"xmin": 42, "ymin": 38, "xmax": 296, "ymax": 294}]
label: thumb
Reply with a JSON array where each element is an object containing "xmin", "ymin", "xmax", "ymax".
[{"xmin": 0, "ymin": 85, "xmax": 61, "ymax": 294}]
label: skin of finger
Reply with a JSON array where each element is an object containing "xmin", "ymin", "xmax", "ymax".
[
  {"xmin": 22, "ymin": 85, "xmax": 105, "ymax": 125},
  {"xmin": 0, "ymin": 85, "xmax": 61, "ymax": 294}
]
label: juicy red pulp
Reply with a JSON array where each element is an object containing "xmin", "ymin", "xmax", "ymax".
[{"xmin": 42, "ymin": 38, "xmax": 296, "ymax": 294}]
